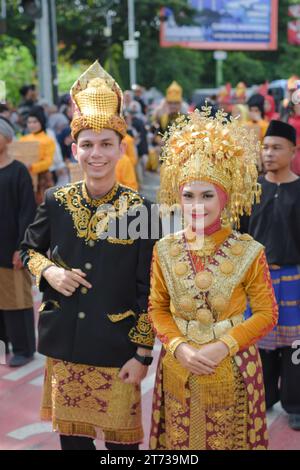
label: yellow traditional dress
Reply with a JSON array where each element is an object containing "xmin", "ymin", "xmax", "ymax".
[
  {"xmin": 148, "ymin": 106, "xmax": 278, "ymax": 450},
  {"xmin": 149, "ymin": 226, "xmax": 278, "ymax": 450}
]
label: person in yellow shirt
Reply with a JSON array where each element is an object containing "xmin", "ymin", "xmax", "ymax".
[
  {"xmin": 122, "ymin": 133, "xmax": 137, "ymax": 167},
  {"xmin": 20, "ymin": 106, "xmax": 55, "ymax": 203},
  {"xmin": 115, "ymin": 133, "xmax": 138, "ymax": 191},
  {"xmin": 149, "ymin": 107, "xmax": 278, "ymax": 450},
  {"xmin": 247, "ymin": 94, "xmax": 269, "ymax": 142}
]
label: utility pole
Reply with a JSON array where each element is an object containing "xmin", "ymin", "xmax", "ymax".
[
  {"xmin": 127, "ymin": 0, "xmax": 136, "ymax": 87},
  {"xmin": 35, "ymin": 0, "xmax": 58, "ymax": 104}
]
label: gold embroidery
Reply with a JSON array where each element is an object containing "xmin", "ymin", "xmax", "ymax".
[
  {"xmin": 41, "ymin": 358, "xmax": 143, "ymax": 442},
  {"xmin": 54, "ymin": 182, "xmax": 143, "ymax": 243},
  {"xmin": 195, "ymin": 271, "xmax": 213, "ymax": 290},
  {"xmin": 107, "ymin": 237, "xmax": 134, "ymax": 245},
  {"xmin": 156, "ymin": 231, "xmax": 263, "ymax": 335},
  {"xmin": 39, "ymin": 300, "xmax": 60, "ymax": 313},
  {"xmin": 82, "ymin": 181, "xmax": 119, "ymax": 207},
  {"xmin": 128, "ymin": 312, "xmax": 155, "ymax": 347},
  {"xmin": 107, "ymin": 310, "xmax": 136, "ymax": 323},
  {"xmin": 27, "ymin": 249, "xmax": 55, "ymax": 288}
]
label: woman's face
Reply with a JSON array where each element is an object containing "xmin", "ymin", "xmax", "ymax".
[
  {"xmin": 27, "ymin": 116, "xmax": 42, "ymax": 134},
  {"xmin": 180, "ymin": 181, "xmax": 221, "ymax": 232}
]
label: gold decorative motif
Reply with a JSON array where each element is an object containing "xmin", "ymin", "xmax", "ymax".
[
  {"xmin": 195, "ymin": 271, "xmax": 213, "ymax": 290},
  {"xmin": 174, "ymin": 262, "xmax": 188, "ymax": 277},
  {"xmin": 219, "ymin": 260, "xmax": 234, "ymax": 275},
  {"xmin": 27, "ymin": 249, "xmax": 55, "ymax": 288},
  {"xmin": 107, "ymin": 237, "xmax": 134, "ymax": 245},
  {"xmin": 239, "ymin": 233, "xmax": 253, "ymax": 241},
  {"xmin": 179, "ymin": 296, "xmax": 196, "ymax": 313},
  {"xmin": 209, "ymin": 294, "xmax": 229, "ymax": 313},
  {"xmin": 41, "ymin": 358, "xmax": 143, "ymax": 443},
  {"xmin": 82, "ymin": 182, "xmax": 119, "ymax": 207},
  {"xmin": 185, "ymin": 228, "xmax": 196, "ymax": 242},
  {"xmin": 196, "ymin": 308, "xmax": 213, "ymax": 326},
  {"xmin": 158, "ymin": 106, "xmax": 262, "ymax": 226},
  {"xmin": 54, "ymin": 182, "xmax": 143, "ymax": 243},
  {"xmin": 128, "ymin": 312, "xmax": 155, "ymax": 348},
  {"xmin": 170, "ymin": 244, "xmax": 181, "ymax": 257},
  {"xmin": 70, "ymin": 61, "xmax": 127, "ymax": 139},
  {"xmin": 230, "ymin": 243, "xmax": 245, "ymax": 256},
  {"xmin": 107, "ymin": 310, "xmax": 136, "ymax": 323},
  {"xmin": 156, "ymin": 230, "xmax": 263, "ymax": 345}
]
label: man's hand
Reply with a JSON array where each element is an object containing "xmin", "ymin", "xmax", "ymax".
[
  {"xmin": 119, "ymin": 357, "xmax": 148, "ymax": 385},
  {"xmin": 12, "ymin": 251, "xmax": 23, "ymax": 270},
  {"xmin": 174, "ymin": 343, "xmax": 217, "ymax": 376},
  {"xmin": 43, "ymin": 266, "xmax": 92, "ymax": 297}
]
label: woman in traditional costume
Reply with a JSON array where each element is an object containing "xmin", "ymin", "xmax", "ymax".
[{"xmin": 149, "ymin": 106, "xmax": 278, "ymax": 450}]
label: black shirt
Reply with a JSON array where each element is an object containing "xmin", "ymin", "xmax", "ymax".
[
  {"xmin": 0, "ymin": 160, "xmax": 36, "ymax": 267},
  {"xmin": 240, "ymin": 176, "xmax": 300, "ymax": 265}
]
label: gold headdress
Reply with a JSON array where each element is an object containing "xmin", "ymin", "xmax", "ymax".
[
  {"xmin": 70, "ymin": 61, "xmax": 127, "ymax": 139},
  {"xmin": 159, "ymin": 106, "xmax": 261, "ymax": 225},
  {"xmin": 166, "ymin": 81, "xmax": 183, "ymax": 103}
]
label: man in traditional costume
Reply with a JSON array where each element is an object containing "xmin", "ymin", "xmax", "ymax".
[
  {"xmin": 148, "ymin": 106, "xmax": 278, "ymax": 450},
  {"xmin": 242, "ymin": 120, "xmax": 300, "ymax": 431},
  {"xmin": 0, "ymin": 117, "xmax": 36, "ymax": 367},
  {"xmin": 20, "ymin": 61, "xmax": 157, "ymax": 450}
]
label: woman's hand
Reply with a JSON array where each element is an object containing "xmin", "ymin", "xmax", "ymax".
[
  {"xmin": 174, "ymin": 343, "xmax": 217, "ymax": 375},
  {"xmin": 197, "ymin": 341, "xmax": 229, "ymax": 367}
]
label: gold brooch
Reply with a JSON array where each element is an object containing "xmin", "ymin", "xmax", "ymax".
[
  {"xmin": 209, "ymin": 294, "xmax": 229, "ymax": 313},
  {"xmin": 195, "ymin": 271, "xmax": 213, "ymax": 290},
  {"xmin": 220, "ymin": 260, "xmax": 234, "ymax": 275},
  {"xmin": 170, "ymin": 244, "xmax": 181, "ymax": 257},
  {"xmin": 174, "ymin": 262, "xmax": 188, "ymax": 276},
  {"xmin": 196, "ymin": 308, "xmax": 213, "ymax": 326},
  {"xmin": 230, "ymin": 243, "xmax": 245, "ymax": 256},
  {"xmin": 179, "ymin": 296, "xmax": 196, "ymax": 313}
]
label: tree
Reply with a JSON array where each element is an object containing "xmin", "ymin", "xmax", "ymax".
[
  {"xmin": 0, "ymin": 36, "xmax": 35, "ymax": 105},
  {"xmin": 2, "ymin": 0, "xmax": 300, "ymax": 100}
]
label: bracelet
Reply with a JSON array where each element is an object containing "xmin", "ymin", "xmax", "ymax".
[
  {"xmin": 219, "ymin": 334, "xmax": 239, "ymax": 357},
  {"xmin": 167, "ymin": 337, "xmax": 187, "ymax": 357}
]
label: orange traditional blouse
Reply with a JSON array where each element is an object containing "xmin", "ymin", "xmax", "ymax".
[
  {"xmin": 149, "ymin": 226, "xmax": 278, "ymax": 355},
  {"xmin": 20, "ymin": 131, "xmax": 55, "ymax": 175}
]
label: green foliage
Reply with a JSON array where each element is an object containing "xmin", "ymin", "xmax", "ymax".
[
  {"xmin": 2, "ymin": 0, "xmax": 300, "ymax": 102},
  {"xmin": 0, "ymin": 36, "xmax": 35, "ymax": 105}
]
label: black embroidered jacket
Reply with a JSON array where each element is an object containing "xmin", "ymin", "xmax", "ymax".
[{"xmin": 20, "ymin": 181, "xmax": 159, "ymax": 367}]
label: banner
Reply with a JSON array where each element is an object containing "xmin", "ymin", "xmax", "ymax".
[
  {"xmin": 160, "ymin": 0, "xmax": 278, "ymax": 51},
  {"xmin": 288, "ymin": 4, "xmax": 300, "ymax": 45}
]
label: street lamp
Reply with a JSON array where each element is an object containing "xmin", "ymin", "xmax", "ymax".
[{"xmin": 104, "ymin": 9, "xmax": 116, "ymax": 74}]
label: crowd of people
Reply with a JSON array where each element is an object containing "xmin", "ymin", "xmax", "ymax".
[{"xmin": 0, "ymin": 63, "xmax": 299, "ymax": 450}]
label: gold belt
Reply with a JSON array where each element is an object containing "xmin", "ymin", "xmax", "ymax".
[{"xmin": 174, "ymin": 313, "xmax": 243, "ymax": 345}]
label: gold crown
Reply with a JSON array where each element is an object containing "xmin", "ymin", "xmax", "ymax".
[
  {"xmin": 159, "ymin": 106, "xmax": 261, "ymax": 225},
  {"xmin": 70, "ymin": 61, "xmax": 127, "ymax": 139},
  {"xmin": 166, "ymin": 81, "xmax": 182, "ymax": 103}
]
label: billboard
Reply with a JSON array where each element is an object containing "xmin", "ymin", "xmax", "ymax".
[
  {"xmin": 288, "ymin": 4, "xmax": 300, "ymax": 46},
  {"xmin": 160, "ymin": 0, "xmax": 278, "ymax": 51}
]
